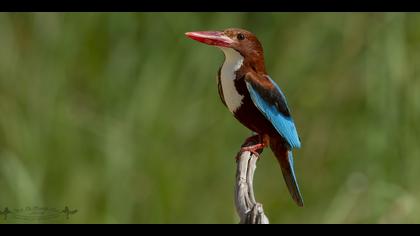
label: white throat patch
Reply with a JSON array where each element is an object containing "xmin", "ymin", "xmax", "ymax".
[{"xmin": 219, "ymin": 47, "xmax": 244, "ymax": 113}]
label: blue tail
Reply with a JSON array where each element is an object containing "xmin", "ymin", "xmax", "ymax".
[{"xmin": 270, "ymin": 136, "xmax": 304, "ymax": 207}]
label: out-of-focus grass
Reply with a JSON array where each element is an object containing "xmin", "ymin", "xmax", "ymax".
[{"xmin": 0, "ymin": 13, "xmax": 419, "ymax": 223}]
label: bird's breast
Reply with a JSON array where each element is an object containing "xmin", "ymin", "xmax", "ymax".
[{"xmin": 219, "ymin": 50, "xmax": 245, "ymax": 113}]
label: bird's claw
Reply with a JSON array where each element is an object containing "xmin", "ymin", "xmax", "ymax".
[
  {"xmin": 240, "ymin": 145, "xmax": 264, "ymax": 157},
  {"xmin": 236, "ymin": 134, "xmax": 266, "ymax": 162}
]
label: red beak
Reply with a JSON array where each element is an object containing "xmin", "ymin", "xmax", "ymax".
[{"xmin": 185, "ymin": 31, "xmax": 234, "ymax": 48}]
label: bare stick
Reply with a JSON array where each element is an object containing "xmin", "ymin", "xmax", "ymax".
[{"xmin": 235, "ymin": 142, "xmax": 269, "ymax": 224}]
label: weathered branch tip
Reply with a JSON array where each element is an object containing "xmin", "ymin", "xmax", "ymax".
[{"xmin": 234, "ymin": 139, "xmax": 269, "ymax": 224}]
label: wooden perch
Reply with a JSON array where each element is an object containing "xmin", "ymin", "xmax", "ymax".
[{"xmin": 234, "ymin": 139, "xmax": 269, "ymax": 224}]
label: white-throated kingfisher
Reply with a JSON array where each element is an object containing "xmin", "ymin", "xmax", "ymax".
[{"xmin": 185, "ymin": 28, "xmax": 304, "ymax": 207}]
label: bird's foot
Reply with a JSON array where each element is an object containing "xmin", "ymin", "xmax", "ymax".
[
  {"xmin": 240, "ymin": 143, "xmax": 266, "ymax": 157},
  {"xmin": 235, "ymin": 134, "xmax": 268, "ymax": 162}
]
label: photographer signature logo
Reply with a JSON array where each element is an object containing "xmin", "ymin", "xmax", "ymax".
[{"xmin": 0, "ymin": 206, "xmax": 77, "ymax": 222}]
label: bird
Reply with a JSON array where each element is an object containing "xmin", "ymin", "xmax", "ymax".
[{"xmin": 185, "ymin": 28, "xmax": 304, "ymax": 207}]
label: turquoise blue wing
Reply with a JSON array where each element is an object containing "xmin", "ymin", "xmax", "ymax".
[{"xmin": 245, "ymin": 73, "xmax": 301, "ymax": 149}]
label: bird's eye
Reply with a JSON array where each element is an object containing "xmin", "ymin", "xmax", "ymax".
[{"xmin": 237, "ymin": 33, "xmax": 245, "ymax": 41}]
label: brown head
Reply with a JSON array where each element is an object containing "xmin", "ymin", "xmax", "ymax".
[{"xmin": 185, "ymin": 28, "xmax": 266, "ymax": 73}]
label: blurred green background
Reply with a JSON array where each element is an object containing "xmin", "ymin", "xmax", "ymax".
[{"xmin": 0, "ymin": 12, "xmax": 419, "ymax": 224}]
